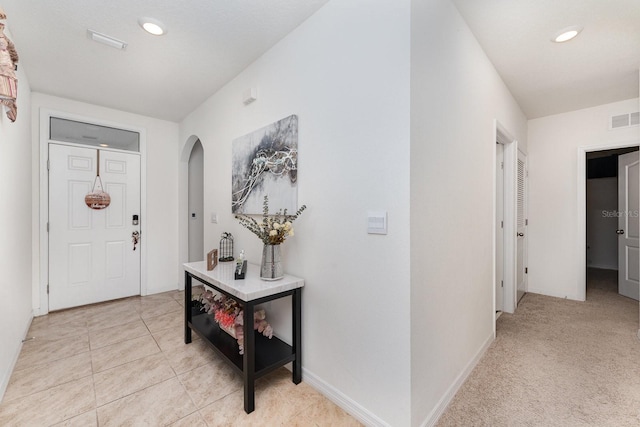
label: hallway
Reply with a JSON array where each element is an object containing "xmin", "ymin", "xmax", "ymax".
[{"xmin": 438, "ymin": 268, "xmax": 640, "ymax": 426}]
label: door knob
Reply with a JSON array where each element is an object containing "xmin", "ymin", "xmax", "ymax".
[
  {"xmin": 616, "ymin": 229, "xmax": 625, "ymax": 235},
  {"xmin": 517, "ymin": 232, "xmax": 524, "ymax": 237}
]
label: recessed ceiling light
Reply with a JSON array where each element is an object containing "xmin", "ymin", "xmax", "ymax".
[
  {"xmin": 139, "ymin": 17, "xmax": 166, "ymax": 36},
  {"xmin": 99, "ymin": 144, "xmax": 109, "ymax": 147},
  {"xmin": 552, "ymin": 26, "xmax": 582, "ymax": 43}
]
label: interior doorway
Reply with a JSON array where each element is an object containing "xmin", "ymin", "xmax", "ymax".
[
  {"xmin": 586, "ymin": 146, "xmax": 640, "ymax": 301},
  {"xmin": 188, "ymin": 140, "xmax": 204, "ymax": 262},
  {"xmin": 494, "ymin": 120, "xmax": 524, "ymax": 320},
  {"xmin": 178, "ymin": 135, "xmax": 203, "ymax": 290}
]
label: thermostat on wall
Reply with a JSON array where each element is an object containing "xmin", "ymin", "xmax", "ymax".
[{"xmin": 367, "ymin": 211, "xmax": 387, "ymax": 235}]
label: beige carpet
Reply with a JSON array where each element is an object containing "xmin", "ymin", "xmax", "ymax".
[{"xmin": 437, "ymin": 269, "xmax": 640, "ymax": 426}]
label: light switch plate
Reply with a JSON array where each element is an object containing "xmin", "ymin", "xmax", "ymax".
[
  {"xmin": 211, "ymin": 213, "xmax": 218, "ymax": 224},
  {"xmin": 367, "ymin": 211, "xmax": 387, "ymax": 235}
]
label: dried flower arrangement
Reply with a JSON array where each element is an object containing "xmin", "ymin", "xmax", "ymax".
[
  {"xmin": 235, "ymin": 195, "xmax": 306, "ymax": 245},
  {"xmin": 198, "ymin": 290, "xmax": 273, "ymax": 355}
]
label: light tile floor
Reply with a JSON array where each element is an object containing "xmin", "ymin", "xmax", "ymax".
[{"xmin": 0, "ymin": 290, "xmax": 361, "ymax": 426}]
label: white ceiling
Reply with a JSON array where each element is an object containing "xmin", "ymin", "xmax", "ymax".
[
  {"xmin": 1, "ymin": 1, "xmax": 638, "ymax": 122},
  {"xmin": 0, "ymin": 0, "xmax": 329, "ymax": 122},
  {"xmin": 452, "ymin": 0, "xmax": 640, "ymax": 119}
]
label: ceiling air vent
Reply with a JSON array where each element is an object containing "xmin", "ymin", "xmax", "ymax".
[{"xmin": 610, "ymin": 112, "xmax": 640, "ymax": 130}]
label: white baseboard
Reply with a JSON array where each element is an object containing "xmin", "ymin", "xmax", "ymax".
[
  {"xmin": 526, "ymin": 287, "xmax": 583, "ymax": 302},
  {"xmin": 144, "ymin": 284, "xmax": 180, "ymax": 297},
  {"xmin": 418, "ymin": 332, "xmax": 494, "ymax": 427},
  {"xmin": 302, "ymin": 368, "xmax": 391, "ymax": 427},
  {"xmin": 0, "ymin": 310, "xmax": 33, "ymax": 402}
]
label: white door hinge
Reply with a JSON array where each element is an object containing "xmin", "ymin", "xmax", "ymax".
[
  {"xmin": 47, "ymin": 284, "xmax": 49, "ymax": 294},
  {"xmin": 47, "ymin": 159, "xmax": 50, "ymax": 171},
  {"xmin": 46, "ymin": 222, "xmax": 49, "ymax": 232}
]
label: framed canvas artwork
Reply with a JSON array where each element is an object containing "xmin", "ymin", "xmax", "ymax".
[{"xmin": 232, "ymin": 115, "xmax": 298, "ymax": 214}]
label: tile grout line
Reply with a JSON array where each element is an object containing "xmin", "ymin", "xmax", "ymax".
[
  {"xmin": 2, "ymin": 368, "xmax": 94, "ymax": 404},
  {"xmin": 4, "ymin": 290, "xmax": 362, "ymax": 426},
  {"xmin": 11, "ymin": 346, "xmax": 92, "ymax": 374},
  {"xmin": 90, "ymin": 340, "xmax": 162, "ymax": 375}
]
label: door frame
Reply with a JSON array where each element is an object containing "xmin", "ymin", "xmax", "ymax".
[
  {"xmin": 494, "ymin": 120, "xmax": 520, "ymax": 333},
  {"xmin": 36, "ymin": 108, "xmax": 148, "ymax": 315},
  {"xmin": 577, "ymin": 140, "xmax": 639, "ymax": 303},
  {"xmin": 495, "ymin": 141, "xmax": 505, "ymax": 315}
]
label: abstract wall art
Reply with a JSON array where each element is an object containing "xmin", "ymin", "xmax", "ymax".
[{"xmin": 232, "ymin": 115, "xmax": 298, "ymax": 214}]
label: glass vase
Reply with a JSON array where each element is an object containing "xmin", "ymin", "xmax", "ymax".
[{"xmin": 261, "ymin": 244, "xmax": 283, "ymax": 281}]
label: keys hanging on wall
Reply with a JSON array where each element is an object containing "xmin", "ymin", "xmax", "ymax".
[{"xmin": 132, "ymin": 231, "xmax": 140, "ymax": 251}]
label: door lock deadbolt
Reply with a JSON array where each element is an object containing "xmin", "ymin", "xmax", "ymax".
[{"xmin": 132, "ymin": 215, "xmax": 139, "ymax": 226}]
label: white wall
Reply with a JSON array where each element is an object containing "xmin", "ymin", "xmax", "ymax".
[
  {"xmin": 0, "ymin": 27, "xmax": 33, "ymax": 399},
  {"xmin": 188, "ymin": 140, "xmax": 204, "ymax": 261},
  {"xmin": 30, "ymin": 92, "xmax": 180, "ymax": 314},
  {"xmin": 586, "ymin": 177, "xmax": 617, "ymax": 270},
  {"xmin": 528, "ymin": 98, "xmax": 639, "ymax": 300},
  {"xmin": 410, "ymin": 0, "xmax": 528, "ymax": 424},
  {"xmin": 179, "ymin": 0, "xmax": 412, "ymax": 425}
]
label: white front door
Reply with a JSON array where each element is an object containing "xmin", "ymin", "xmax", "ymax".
[
  {"xmin": 618, "ymin": 151, "xmax": 639, "ymax": 301},
  {"xmin": 49, "ymin": 144, "xmax": 141, "ymax": 310},
  {"xmin": 516, "ymin": 150, "xmax": 527, "ymax": 303}
]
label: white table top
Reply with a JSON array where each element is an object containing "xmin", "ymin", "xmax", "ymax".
[{"xmin": 183, "ymin": 261, "xmax": 304, "ymax": 301}]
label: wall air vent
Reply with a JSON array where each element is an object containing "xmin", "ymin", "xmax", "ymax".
[{"xmin": 610, "ymin": 112, "xmax": 640, "ymax": 130}]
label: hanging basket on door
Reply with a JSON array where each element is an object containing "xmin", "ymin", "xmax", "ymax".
[{"xmin": 85, "ymin": 150, "xmax": 111, "ymax": 210}]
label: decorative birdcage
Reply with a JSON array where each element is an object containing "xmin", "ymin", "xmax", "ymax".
[{"xmin": 219, "ymin": 232, "xmax": 234, "ymax": 262}]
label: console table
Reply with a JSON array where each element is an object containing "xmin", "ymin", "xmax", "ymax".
[{"xmin": 183, "ymin": 261, "xmax": 304, "ymax": 413}]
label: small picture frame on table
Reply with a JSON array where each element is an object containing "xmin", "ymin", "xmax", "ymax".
[{"xmin": 207, "ymin": 249, "xmax": 218, "ymax": 271}]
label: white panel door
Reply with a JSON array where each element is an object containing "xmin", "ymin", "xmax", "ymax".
[
  {"xmin": 516, "ymin": 150, "xmax": 527, "ymax": 303},
  {"xmin": 618, "ymin": 151, "xmax": 639, "ymax": 301},
  {"xmin": 49, "ymin": 144, "xmax": 141, "ymax": 310}
]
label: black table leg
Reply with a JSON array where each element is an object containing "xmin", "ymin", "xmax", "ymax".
[
  {"xmin": 184, "ymin": 272, "xmax": 192, "ymax": 344},
  {"xmin": 292, "ymin": 289, "xmax": 302, "ymax": 384},
  {"xmin": 243, "ymin": 301, "xmax": 256, "ymax": 413}
]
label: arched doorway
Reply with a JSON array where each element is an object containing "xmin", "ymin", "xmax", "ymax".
[
  {"xmin": 188, "ymin": 140, "xmax": 204, "ymax": 262},
  {"xmin": 178, "ymin": 135, "xmax": 202, "ymax": 289}
]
